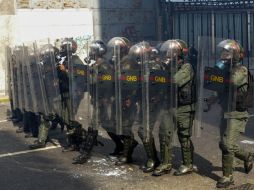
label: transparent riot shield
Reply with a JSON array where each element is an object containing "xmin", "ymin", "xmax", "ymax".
[
  {"xmin": 64, "ymin": 37, "xmax": 88, "ymax": 129},
  {"xmin": 23, "ymin": 42, "xmax": 43, "ymax": 115},
  {"xmin": 21, "ymin": 45, "xmax": 34, "ymax": 112},
  {"xmin": 13, "ymin": 46, "xmax": 25, "ymax": 114},
  {"xmin": 132, "ymin": 41, "xmax": 171, "ymax": 143},
  {"xmin": 138, "ymin": 41, "xmax": 151, "ymax": 142},
  {"xmin": 9, "ymin": 47, "xmax": 19, "ymax": 112},
  {"xmin": 87, "ymin": 40, "xmax": 114, "ymax": 133},
  {"xmin": 32, "ymin": 39, "xmax": 61, "ymax": 117},
  {"xmin": 108, "ymin": 37, "xmax": 140, "ymax": 136},
  {"xmin": 194, "ymin": 37, "xmax": 237, "ymax": 138},
  {"xmin": 6, "ymin": 46, "xmax": 14, "ymax": 111},
  {"xmin": 159, "ymin": 40, "xmax": 183, "ymax": 144}
]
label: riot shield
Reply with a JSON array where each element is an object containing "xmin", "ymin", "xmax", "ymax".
[
  {"xmin": 87, "ymin": 41, "xmax": 114, "ymax": 132},
  {"xmin": 21, "ymin": 45, "xmax": 34, "ymax": 112},
  {"xmin": 64, "ymin": 37, "xmax": 88, "ymax": 129},
  {"xmin": 129, "ymin": 41, "xmax": 171, "ymax": 142},
  {"xmin": 108, "ymin": 37, "xmax": 140, "ymax": 136},
  {"xmin": 138, "ymin": 41, "xmax": 151, "ymax": 142},
  {"xmin": 194, "ymin": 37, "xmax": 237, "ymax": 138},
  {"xmin": 25, "ymin": 43, "xmax": 45, "ymax": 114},
  {"xmin": 8, "ymin": 47, "xmax": 20, "ymax": 114},
  {"xmin": 31, "ymin": 39, "xmax": 61, "ymax": 117},
  {"xmin": 159, "ymin": 40, "xmax": 182, "ymax": 143},
  {"xmin": 6, "ymin": 46, "xmax": 14, "ymax": 112},
  {"xmin": 13, "ymin": 46, "xmax": 25, "ymax": 114}
]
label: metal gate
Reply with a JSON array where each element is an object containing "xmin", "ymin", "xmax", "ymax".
[{"xmin": 160, "ymin": 0, "xmax": 254, "ymax": 69}]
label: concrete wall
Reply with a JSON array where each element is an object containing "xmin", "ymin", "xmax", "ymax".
[
  {"xmin": 0, "ymin": 0, "xmax": 158, "ymax": 97},
  {"xmin": 90, "ymin": 0, "xmax": 157, "ymax": 42},
  {"xmin": 0, "ymin": 0, "xmax": 15, "ymax": 96},
  {"xmin": 17, "ymin": 0, "xmax": 89, "ymax": 8},
  {"xmin": 16, "ymin": 0, "xmax": 158, "ymax": 42}
]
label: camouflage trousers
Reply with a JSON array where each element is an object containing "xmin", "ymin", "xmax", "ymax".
[
  {"xmin": 175, "ymin": 110, "xmax": 195, "ymax": 166},
  {"xmin": 37, "ymin": 114, "xmax": 54, "ymax": 144},
  {"xmin": 219, "ymin": 110, "xmax": 250, "ymax": 176}
]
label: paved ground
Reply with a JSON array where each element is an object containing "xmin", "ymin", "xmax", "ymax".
[{"xmin": 0, "ymin": 102, "xmax": 254, "ymax": 190}]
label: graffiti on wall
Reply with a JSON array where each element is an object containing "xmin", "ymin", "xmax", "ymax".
[
  {"xmin": 54, "ymin": 35, "xmax": 93, "ymax": 61},
  {"xmin": 74, "ymin": 35, "xmax": 93, "ymax": 60}
]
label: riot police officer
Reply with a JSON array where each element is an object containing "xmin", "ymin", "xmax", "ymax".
[
  {"xmin": 29, "ymin": 44, "xmax": 61, "ymax": 149},
  {"xmin": 131, "ymin": 42, "xmax": 170, "ymax": 174},
  {"xmin": 159, "ymin": 39, "xmax": 196, "ymax": 176},
  {"xmin": 107, "ymin": 37, "xmax": 139, "ymax": 165},
  {"xmin": 214, "ymin": 40, "xmax": 254, "ymax": 188},
  {"xmin": 58, "ymin": 38, "xmax": 84, "ymax": 152},
  {"xmin": 73, "ymin": 40, "xmax": 120, "ymax": 164}
]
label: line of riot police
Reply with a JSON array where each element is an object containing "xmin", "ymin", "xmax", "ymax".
[{"xmin": 6, "ymin": 36, "xmax": 254, "ymax": 189}]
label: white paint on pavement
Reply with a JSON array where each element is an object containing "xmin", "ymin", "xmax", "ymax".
[
  {"xmin": 241, "ymin": 140, "xmax": 254, "ymax": 145},
  {"xmin": 0, "ymin": 119, "xmax": 8, "ymax": 123},
  {"xmin": 0, "ymin": 145, "xmax": 61, "ymax": 158}
]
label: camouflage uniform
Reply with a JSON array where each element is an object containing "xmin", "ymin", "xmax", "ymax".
[
  {"xmin": 217, "ymin": 63, "xmax": 253, "ymax": 188},
  {"xmin": 173, "ymin": 62, "xmax": 196, "ymax": 175},
  {"xmin": 136, "ymin": 48, "xmax": 172, "ymax": 174},
  {"xmin": 60, "ymin": 55, "xmax": 84, "ymax": 151},
  {"xmin": 115, "ymin": 56, "xmax": 139, "ymax": 165}
]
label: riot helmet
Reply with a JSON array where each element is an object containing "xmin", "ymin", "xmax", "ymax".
[
  {"xmin": 128, "ymin": 41, "xmax": 151, "ymax": 63},
  {"xmin": 59, "ymin": 38, "xmax": 77, "ymax": 57},
  {"xmin": 89, "ymin": 40, "xmax": 107, "ymax": 59},
  {"xmin": 40, "ymin": 44, "xmax": 60, "ymax": 62},
  {"xmin": 107, "ymin": 37, "xmax": 131, "ymax": 58},
  {"xmin": 160, "ymin": 39, "xmax": 188, "ymax": 66},
  {"xmin": 217, "ymin": 39, "xmax": 244, "ymax": 63}
]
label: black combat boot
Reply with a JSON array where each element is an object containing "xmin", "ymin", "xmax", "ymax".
[
  {"xmin": 72, "ymin": 127, "xmax": 101, "ymax": 164},
  {"xmin": 115, "ymin": 136, "xmax": 138, "ymax": 166},
  {"xmin": 62, "ymin": 134, "xmax": 78, "ymax": 152},
  {"xmin": 107, "ymin": 132, "xmax": 124, "ymax": 157},
  {"xmin": 29, "ymin": 140, "xmax": 46, "ymax": 149},
  {"xmin": 141, "ymin": 138, "xmax": 160, "ymax": 173},
  {"xmin": 244, "ymin": 153, "xmax": 254, "ymax": 174}
]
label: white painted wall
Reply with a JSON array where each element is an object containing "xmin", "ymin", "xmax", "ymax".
[
  {"xmin": 15, "ymin": 9, "xmax": 93, "ymax": 42},
  {"xmin": 0, "ymin": 15, "xmax": 16, "ymax": 96},
  {"xmin": 0, "ymin": 8, "xmax": 94, "ymax": 97}
]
